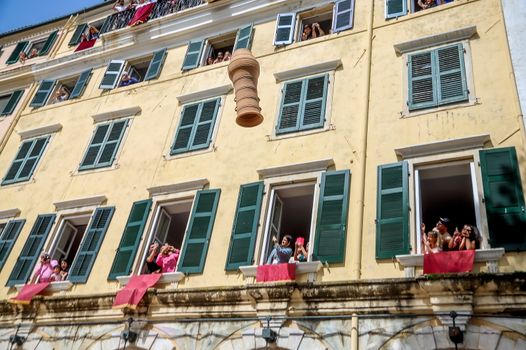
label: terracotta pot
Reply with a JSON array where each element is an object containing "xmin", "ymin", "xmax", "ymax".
[{"xmin": 227, "ymin": 49, "xmax": 263, "ymax": 127}]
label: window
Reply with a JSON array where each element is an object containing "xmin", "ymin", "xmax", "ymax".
[
  {"xmin": 69, "ymin": 21, "xmax": 103, "ymax": 46},
  {"xmin": 4, "ymin": 31, "xmax": 58, "ymax": 65},
  {"xmin": 0, "ymin": 219, "xmax": 26, "ymax": 272},
  {"xmin": 79, "ymin": 118, "xmax": 129, "ymax": 171},
  {"xmin": 407, "ymin": 43, "xmax": 468, "ymax": 111},
  {"xmin": 170, "ymin": 98, "xmax": 221, "ymax": 155},
  {"xmin": 225, "ymin": 170, "xmax": 350, "ymax": 270},
  {"xmin": 29, "ymin": 70, "xmax": 92, "ymax": 107},
  {"xmin": 273, "ymin": 0, "xmax": 354, "ymax": 46},
  {"xmin": 275, "ymin": 74, "xmax": 329, "ymax": 135},
  {"xmin": 0, "ymin": 90, "xmax": 24, "ymax": 116},
  {"xmin": 2, "ymin": 136, "xmax": 50, "ymax": 186},
  {"xmin": 108, "ymin": 189, "xmax": 221, "ymax": 280},
  {"xmin": 385, "ymin": 0, "xmax": 454, "ymax": 19}
]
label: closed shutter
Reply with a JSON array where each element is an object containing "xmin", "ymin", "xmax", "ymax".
[
  {"xmin": 480, "ymin": 147, "xmax": 526, "ymax": 250},
  {"xmin": 436, "ymin": 44, "xmax": 468, "ymax": 105},
  {"xmin": 2, "ymin": 136, "xmax": 49, "ymax": 185},
  {"xmin": 39, "ymin": 30, "xmax": 59, "ymax": 56},
  {"xmin": 79, "ymin": 119, "xmax": 128, "ymax": 170},
  {"xmin": 69, "ymin": 207, "xmax": 114, "ymax": 283},
  {"xmin": 332, "ymin": 0, "xmax": 355, "ymax": 33},
  {"xmin": 108, "ymin": 200, "xmax": 152, "ymax": 280},
  {"xmin": 99, "ymin": 60, "xmax": 126, "ymax": 89},
  {"xmin": 178, "ymin": 189, "xmax": 221, "ymax": 274},
  {"xmin": 30, "ymin": 80, "xmax": 56, "ymax": 107},
  {"xmin": 182, "ymin": 40, "xmax": 204, "ymax": 70},
  {"xmin": 408, "ymin": 51, "xmax": 436, "ymax": 110},
  {"xmin": 6, "ymin": 214, "xmax": 55, "ymax": 286},
  {"xmin": 144, "ymin": 48, "xmax": 167, "ymax": 81},
  {"xmin": 314, "ymin": 170, "xmax": 351, "ymax": 263},
  {"xmin": 225, "ymin": 182, "xmax": 264, "ymax": 270},
  {"xmin": 0, "ymin": 219, "xmax": 26, "ymax": 271},
  {"xmin": 385, "ymin": 0, "xmax": 407, "ymax": 19},
  {"xmin": 376, "ymin": 162, "xmax": 410, "ymax": 259},
  {"xmin": 69, "ymin": 24, "xmax": 88, "ymax": 46},
  {"xmin": 6, "ymin": 41, "xmax": 28, "ymax": 64},
  {"xmin": 234, "ymin": 24, "xmax": 254, "ymax": 51},
  {"xmin": 0, "ymin": 90, "xmax": 24, "ymax": 116},
  {"xmin": 70, "ymin": 69, "xmax": 92, "ymax": 99},
  {"xmin": 274, "ymin": 13, "xmax": 296, "ymax": 45},
  {"xmin": 277, "ymin": 80, "xmax": 302, "ymax": 133}
]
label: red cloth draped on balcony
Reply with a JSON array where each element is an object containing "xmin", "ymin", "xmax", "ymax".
[
  {"xmin": 128, "ymin": 2, "xmax": 156, "ymax": 26},
  {"xmin": 9, "ymin": 282, "xmax": 50, "ymax": 304},
  {"xmin": 256, "ymin": 263, "xmax": 296, "ymax": 282},
  {"xmin": 423, "ymin": 250, "xmax": 476, "ymax": 274},
  {"xmin": 75, "ymin": 39, "xmax": 97, "ymax": 52},
  {"xmin": 112, "ymin": 274, "xmax": 161, "ymax": 309}
]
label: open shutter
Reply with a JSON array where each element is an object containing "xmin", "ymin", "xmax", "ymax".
[
  {"xmin": 144, "ymin": 48, "xmax": 167, "ymax": 81},
  {"xmin": 70, "ymin": 69, "xmax": 92, "ymax": 99},
  {"xmin": 332, "ymin": 0, "xmax": 355, "ymax": 33},
  {"xmin": 234, "ymin": 24, "xmax": 254, "ymax": 51},
  {"xmin": 69, "ymin": 207, "xmax": 114, "ymax": 283},
  {"xmin": 314, "ymin": 170, "xmax": 351, "ymax": 263},
  {"xmin": 99, "ymin": 60, "xmax": 125, "ymax": 89},
  {"xmin": 2, "ymin": 136, "xmax": 49, "ymax": 185},
  {"xmin": 108, "ymin": 200, "xmax": 152, "ymax": 280},
  {"xmin": 171, "ymin": 103, "xmax": 199, "ymax": 154},
  {"xmin": 190, "ymin": 98, "xmax": 220, "ymax": 151},
  {"xmin": 182, "ymin": 40, "xmax": 204, "ymax": 70},
  {"xmin": 1, "ymin": 90, "xmax": 24, "ymax": 116},
  {"xmin": 274, "ymin": 13, "xmax": 296, "ymax": 45},
  {"xmin": 225, "ymin": 182, "xmax": 264, "ymax": 270},
  {"xmin": 0, "ymin": 220, "xmax": 26, "ymax": 271},
  {"xmin": 376, "ymin": 162, "xmax": 409, "ymax": 259},
  {"xmin": 385, "ymin": 0, "xmax": 407, "ymax": 19},
  {"xmin": 300, "ymin": 74, "xmax": 328, "ymax": 130},
  {"xmin": 276, "ymin": 80, "xmax": 303, "ymax": 134},
  {"xmin": 408, "ymin": 51, "xmax": 436, "ymax": 111},
  {"xmin": 30, "ymin": 80, "xmax": 56, "ymax": 107},
  {"xmin": 480, "ymin": 148, "xmax": 526, "ymax": 250},
  {"xmin": 69, "ymin": 24, "xmax": 88, "ymax": 46},
  {"xmin": 436, "ymin": 44, "xmax": 468, "ymax": 105},
  {"xmin": 39, "ymin": 30, "xmax": 59, "ymax": 56},
  {"xmin": 6, "ymin": 41, "xmax": 28, "ymax": 64},
  {"xmin": 6, "ymin": 214, "xmax": 55, "ymax": 287},
  {"xmin": 178, "ymin": 189, "xmax": 221, "ymax": 274}
]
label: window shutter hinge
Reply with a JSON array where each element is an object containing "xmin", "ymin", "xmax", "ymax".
[{"xmin": 478, "ymin": 161, "xmax": 480, "ymax": 167}]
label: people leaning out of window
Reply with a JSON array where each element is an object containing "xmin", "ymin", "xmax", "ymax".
[
  {"xmin": 113, "ymin": 0, "xmax": 133, "ymax": 12},
  {"xmin": 422, "ymin": 217, "xmax": 481, "ymax": 254},
  {"xmin": 119, "ymin": 72, "xmax": 139, "ymax": 87},
  {"xmin": 156, "ymin": 244, "xmax": 180, "ymax": 273},
  {"xmin": 301, "ymin": 22, "xmax": 325, "ymax": 41},
  {"xmin": 81, "ymin": 26, "xmax": 100, "ymax": 42},
  {"xmin": 448, "ymin": 224, "xmax": 481, "ymax": 251},
  {"xmin": 417, "ymin": 0, "xmax": 453, "ymax": 10},
  {"xmin": 52, "ymin": 87, "xmax": 70, "ymax": 103},
  {"xmin": 293, "ymin": 237, "xmax": 309, "ymax": 262},
  {"xmin": 267, "ymin": 235, "xmax": 293, "ymax": 264},
  {"xmin": 206, "ymin": 51, "xmax": 232, "ymax": 66}
]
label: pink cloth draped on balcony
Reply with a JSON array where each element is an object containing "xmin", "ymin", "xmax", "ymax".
[
  {"xmin": 256, "ymin": 263, "xmax": 296, "ymax": 282},
  {"xmin": 9, "ymin": 282, "xmax": 50, "ymax": 304},
  {"xmin": 112, "ymin": 274, "xmax": 161, "ymax": 309},
  {"xmin": 423, "ymin": 250, "xmax": 475, "ymax": 274},
  {"xmin": 75, "ymin": 39, "xmax": 97, "ymax": 52},
  {"xmin": 128, "ymin": 2, "xmax": 156, "ymax": 26}
]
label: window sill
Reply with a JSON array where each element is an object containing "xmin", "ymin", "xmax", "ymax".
[
  {"xmin": 239, "ymin": 261, "xmax": 323, "ymax": 283},
  {"xmin": 117, "ymin": 272, "xmax": 185, "ymax": 288},
  {"xmin": 14, "ymin": 280, "xmax": 73, "ymax": 293},
  {"xmin": 396, "ymin": 248, "xmax": 505, "ymax": 277}
]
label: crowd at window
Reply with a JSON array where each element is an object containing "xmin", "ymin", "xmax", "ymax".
[{"xmin": 421, "ymin": 217, "xmax": 481, "ymax": 255}]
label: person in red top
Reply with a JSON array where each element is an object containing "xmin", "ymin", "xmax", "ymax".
[{"xmin": 155, "ymin": 244, "xmax": 180, "ymax": 273}]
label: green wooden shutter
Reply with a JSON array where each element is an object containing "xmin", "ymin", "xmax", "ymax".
[
  {"xmin": 70, "ymin": 69, "xmax": 92, "ymax": 99},
  {"xmin": 69, "ymin": 207, "xmax": 115, "ymax": 283},
  {"xmin": 234, "ymin": 24, "xmax": 254, "ymax": 51},
  {"xmin": 39, "ymin": 30, "xmax": 59, "ymax": 56},
  {"xmin": 376, "ymin": 162, "xmax": 410, "ymax": 259},
  {"xmin": 313, "ymin": 170, "xmax": 351, "ymax": 263},
  {"xmin": 99, "ymin": 60, "xmax": 126, "ymax": 89},
  {"xmin": 300, "ymin": 74, "xmax": 328, "ymax": 130},
  {"xmin": 6, "ymin": 214, "xmax": 55, "ymax": 287},
  {"xmin": 144, "ymin": 48, "xmax": 167, "ymax": 81},
  {"xmin": 182, "ymin": 40, "xmax": 204, "ymax": 71},
  {"xmin": 332, "ymin": 0, "xmax": 355, "ymax": 33},
  {"xmin": 277, "ymin": 80, "xmax": 302, "ymax": 133},
  {"xmin": 171, "ymin": 104, "xmax": 198, "ymax": 154},
  {"xmin": 30, "ymin": 80, "xmax": 56, "ymax": 107},
  {"xmin": 79, "ymin": 119, "xmax": 128, "ymax": 170},
  {"xmin": 0, "ymin": 219, "xmax": 26, "ymax": 271},
  {"xmin": 108, "ymin": 200, "xmax": 152, "ymax": 280},
  {"xmin": 385, "ymin": 0, "xmax": 407, "ymax": 19},
  {"xmin": 480, "ymin": 147, "xmax": 526, "ymax": 250},
  {"xmin": 408, "ymin": 51, "xmax": 436, "ymax": 111},
  {"xmin": 6, "ymin": 41, "xmax": 28, "ymax": 64},
  {"xmin": 436, "ymin": 44, "xmax": 468, "ymax": 105},
  {"xmin": 190, "ymin": 98, "xmax": 220, "ymax": 150},
  {"xmin": 274, "ymin": 13, "xmax": 296, "ymax": 45},
  {"xmin": 0, "ymin": 90, "xmax": 24, "ymax": 116},
  {"xmin": 178, "ymin": 189, "xmax": 221, "ymax": 274},
  {"xmin": 225, "ymin": 182, "xmax": 264, "ymax": 270},
  {"xmin": 69, "ymin": 24, "xmax": 88, "ymax": 46},
  {"xmin": 2, "ymin": 136, "xmax": 49, "ymax": 185}
]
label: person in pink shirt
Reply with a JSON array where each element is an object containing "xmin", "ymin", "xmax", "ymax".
[
  {"xmin": 155, "ymin": 244, "xmax": 180, "ymax": 273},
  {"xmin": 31, "ymin": 253, "xmax": 53, "ymax": 283}
]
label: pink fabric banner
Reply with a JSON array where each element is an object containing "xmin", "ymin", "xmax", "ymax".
[
  {"xmin": 256, "ymin": 263, "xmax": 296, "ymax": 282},
  {"xmin": 423, "ymin": 250, "xmax": 476, "ymax": 274},
  {"xmin": 75, "ymin": 39, "xmax": 97, "ymax": 52},
  {"xmin": 128, "ymin": 3, "xmax": 155, "ymax": 26},
  {"xmin": 10, "ymin": 282, "xmax": 50, "ymax": 304},
  {"xmin": 113, "ymin": 274, "xmax": 162, "ymax": 309}
]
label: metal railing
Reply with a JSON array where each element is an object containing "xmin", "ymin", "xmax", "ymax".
[{"xmin": 100, "ymin": 8, "xmax": 136, "ymax": 34}]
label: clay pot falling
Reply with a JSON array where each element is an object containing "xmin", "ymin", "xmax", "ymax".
[{"xmin": 227, "ymin": 49, "xmax": 263, "ymax": 127}]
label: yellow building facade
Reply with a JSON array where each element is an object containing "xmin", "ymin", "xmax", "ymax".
[{"xmin": 0, "ymin": 0, "xmax": 525, "ymax": 348}]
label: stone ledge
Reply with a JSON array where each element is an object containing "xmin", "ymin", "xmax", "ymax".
[
  {"xmin": 14, "ymin": 280, "xmax": 73, "ymax": 293},
  {"xmin": 240, "ymin": 261, "xmax": 323, "ymax": 283},
  {"xmin": 117, "ymin": 272, "xmax": 185, "ymax": 288}
]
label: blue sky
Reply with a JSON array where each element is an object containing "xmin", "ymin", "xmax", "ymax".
[{"xmin": 0, "ymin": 0, "xmax": 106, "ymax": 34}]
